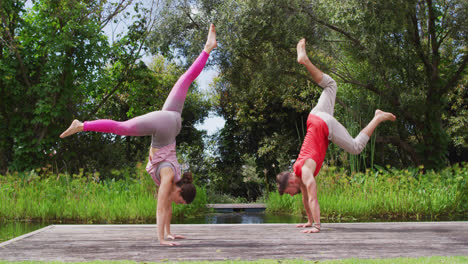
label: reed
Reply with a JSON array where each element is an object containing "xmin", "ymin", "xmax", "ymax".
[
  {"xmin": 266, "ymin": 163, "xmax": 467, "ymax": 221},
  {"xmin": 0, "ymin": 163, "xmax": 208, "ymax": 223}
]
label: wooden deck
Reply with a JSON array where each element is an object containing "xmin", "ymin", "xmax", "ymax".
[{"xmin": 0, "ymin": 222, "xmax": 467, "ymax": 262}]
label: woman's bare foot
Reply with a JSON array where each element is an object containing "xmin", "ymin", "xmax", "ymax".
[
  {"xmin": 297, "ymin": 38, "xmax": 310, "ymax": 65},
  {"xmin": 375, "ymin": 109, "xmax": 396, "ymax": 122},
  {"xmin": 204, "ymin": 24, "xmax": 217, "ymax": 54},
  {"xmin": 60, "ymin": 119, "xmax": 84, "ymax": 138}
]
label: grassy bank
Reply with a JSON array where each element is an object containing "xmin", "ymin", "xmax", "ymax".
[
  {"xmin": 1, "ymin": 256, "xmax": 468, "ymax": 263},
  {"xmin": 0, "ymin": 163, "xmax": 208, "ymax": 223},
  {"xmin": 267, "ymin": 163, "xmax": 467, "ymax": 221},
  {"xmin": 1, "ymin": 163, "xmax": 466, "ymax": 223}
]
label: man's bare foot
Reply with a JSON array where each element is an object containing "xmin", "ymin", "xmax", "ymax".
[
  {"xmin": 297, "ymin": 38, "xmax": 310, "ymax": 65},
  {"xmin": 375, "ymin": 109, "xmax": 396, "ymax": 122},
  {"xmin": 60, "ymin": 119, "xmax": 84, "ymax": 138},
  {"xmin": 204, "ymin": 24, "xmax": 217, "ymax": 54}
]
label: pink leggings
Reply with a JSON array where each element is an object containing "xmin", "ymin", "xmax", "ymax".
[{"xmin": 83, "ymin": 51, "xmax": 209, "ymax": 148}]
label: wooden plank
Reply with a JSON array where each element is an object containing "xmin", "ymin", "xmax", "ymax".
[
  {"xmin": 0, "ymin": 222, "xmax": 467, "ymax": 262},
  {"xmin": 206, "ymin": 203, "xmax": 266, "ymax": 209}
]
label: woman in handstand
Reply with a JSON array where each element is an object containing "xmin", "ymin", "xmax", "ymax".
[
  {"xmin": 276, "ymin": 38, "xmax": 396, "ymax": 233},
  {"xmin": 60, "ymin": 24, "xmax": 217, "ymax": 246}
]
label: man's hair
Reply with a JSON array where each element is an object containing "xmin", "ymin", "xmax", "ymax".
[{"xmin": 276, "ymin": 171, "xmax": 291, "ymax": 195}]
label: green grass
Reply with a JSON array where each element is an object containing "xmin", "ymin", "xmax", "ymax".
[
  {"xmin": 1, "ymin": 163, "xmax": 466, "ymax": 224},
  {"xmin": 266, "ymin": 163, "xmax": 467, "ymax": 221},
  {"xmin": 0, "ymin": 163, "xmax": 208, "ymax": 223},
  {"xmin": 0, "ymin": 256, "xmax": 467, "ymax": 263}
]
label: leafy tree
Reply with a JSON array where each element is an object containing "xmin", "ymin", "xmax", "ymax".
[
  {"xmin": 0, "ymin": 0, "xmax": 114, "ymax": 172},
  {"xmin": 150, "ymin": 0, "xmax": 467, "ymax": 184},
  {"xmin": 0, "ymin": 0, "xmax": 210, "ymax": 176}
]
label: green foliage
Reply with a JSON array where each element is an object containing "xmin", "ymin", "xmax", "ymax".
[
  {"xmin": 150, "ymin": 0, "xmax": 468, "ymax": 190},
  {"xmin": 266, "ymin": 163, "xmax": 468, "ymax": 220},
  {"xmin": 0, "ymin": 0, "xmax": 210, "ymax": 178},
  {"xmin": 0, "ymin": 165, "xmax": 209, "ymax": 223}
]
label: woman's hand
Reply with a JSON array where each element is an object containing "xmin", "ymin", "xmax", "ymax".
[
  {"xmin": 160, "ymin": 239, "xmax": 181, "ymax": 246},
  {"xmin": 167, "ymin": 234, "xmax": 185, "ymax": 240},
  {"xmin": 296, "ymin": 222, "xmax": 312, "ymax": 228},
  {"xmin": 301, "ymin": 226, "xmax": 320, "ymax": 233}
]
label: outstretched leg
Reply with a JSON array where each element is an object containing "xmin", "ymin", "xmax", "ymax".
[
  {"xmin": 60, "ymin": 110, "xmax": 181, "ymax": 145},
  {"xmin": 60, "ymin": 118, "xmax": 141, "ymax": 139},
  {"xmin": 327, "ymin": 110, "xmax": 396, "ymax": 154},
  {"xmin": 298, "ymin": 39, "xmax": 338, "ymax": 116},
  {"xmin": 297, "ymin": 38, "xmax": 323, "ymax": 84},
  {"xmin": 61, "ymin": 25, "xmax": 218, "ymax": 140},
  {"xmin": 162, "ymin": 24, "xmax": 217, "ymax": 113}
]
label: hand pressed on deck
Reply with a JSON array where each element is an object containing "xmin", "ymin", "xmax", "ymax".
[{"xmin": 167, "ymin": 234, "xmax": 185, "ymax": 240}]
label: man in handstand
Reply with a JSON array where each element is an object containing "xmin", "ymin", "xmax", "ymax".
[{"xmin": 276, "ymin": 39, "xmax": 396, "ymax": 233}]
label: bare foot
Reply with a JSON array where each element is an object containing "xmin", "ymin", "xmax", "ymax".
[
  {"xmin": 204, "ymin": 24, "xmax": 217, "ymax": 54},
  {"xmin": 60, "ymin": 119, "xmax": 84, "ymax": 138},
  {"xmin": 297, "ymin": 38, "xmax": 309, "ymax": 65},
  {"xmin": 375, "ymin": 109, "xmax": 396, "ymax": 122}
]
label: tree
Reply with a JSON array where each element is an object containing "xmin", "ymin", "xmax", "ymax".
[
  {"xmin": 150, "ymin": 0, "xmax": 467, "ymax": 180},
  {"xmin": 0, "ymin": 0, "xmax": 211, "ymax": 175},
  {"xmin": 303, "ymin": 0, "xmax": 467, "ymax": 169}
]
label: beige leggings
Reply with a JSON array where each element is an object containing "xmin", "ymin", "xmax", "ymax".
[{"xmin": 311, "ymin": 74, "xmax": 370, "ymax": 155}]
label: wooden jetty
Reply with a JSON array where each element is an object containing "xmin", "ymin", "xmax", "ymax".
[{"xmin": 1, "ymin": 222, "xmax": 467, "ymax": 262}]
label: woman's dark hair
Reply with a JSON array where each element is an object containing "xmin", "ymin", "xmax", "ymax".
[{"xmin": 176, "ymin": 172, "xmax": 196, "ymax": 204}]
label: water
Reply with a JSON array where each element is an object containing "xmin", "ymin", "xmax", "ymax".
[
  {"xmin": 0, "ymin": 222, "xmax": 48, "ymax": 243},
  {"xmin": 173, "ymin": 211, "xmax": 306, "ymax": 224}
]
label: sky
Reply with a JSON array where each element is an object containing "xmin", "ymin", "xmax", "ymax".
[{"xmin": 193, "ymin": 69, "xmax": 226, "ymax": 136}]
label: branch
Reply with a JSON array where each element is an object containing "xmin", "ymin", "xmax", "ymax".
[
  {"xmin": 86, "ymin": 2, "xmax": 152, "ymax": 119},
  {"xmin": 409, "ymin": 12, "xmax": 431, "ymax": 75},
  {"xmin": 375, "ymin": 135, "xmax": 420, "ymax": 165},
  {"xmin": 85, "ymin": 76, "xmax": 127, "ymax": 120},
  {"xmin": 183, "ymin": 0, "xmax": 201, "ymax": 30},
  {"xmin": 426, "ymin": 0, "xmax": 440, "ymax": 75},
  {"xmin": 330, "ymin": 70, "xmax": 382, "ymax": 95},
  {"xmin": 99, "ymin": 0, "xmax": 133, "ymax": 31},
  {"xmin": 0, "ymin": 12, "xmax": 31, "ymax": 88},
  {"xmin": 282, "ymin": 70, "xmax": 360, "ymax": 122},
  {"xmin": 443, "ymin": 53, "xmax": 468, "ymax": 92},
  {"xmin": 300, "ymin": 4, "xmax": 366, "ymax": 51},
  {"xmin": 436, "ymin": 0, "xmax": 450, "ymax": 47}
]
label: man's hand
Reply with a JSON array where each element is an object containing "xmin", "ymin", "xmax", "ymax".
[
  {"xmin": 296, "ymin": 222, "xmax": 312, "ymax": 228},
  {"xmin": 160, "ymin": 239, "xmax": 181, "ymax": 246},
  {"xmin": 167, "ymin": 234, "xmax": 185, "ymax": 240}
]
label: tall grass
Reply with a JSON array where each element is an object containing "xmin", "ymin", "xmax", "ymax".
[
  {"xmin": 266, "ymin": 163, "xmax": 467, "ymax": 221},
  {"xmin": 1, "ymin": 163, "xmax": 466, "ymax": 223},
  {"xmin": 0, "ymin": 163, "xmax": 208, "ymax": 223}
]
